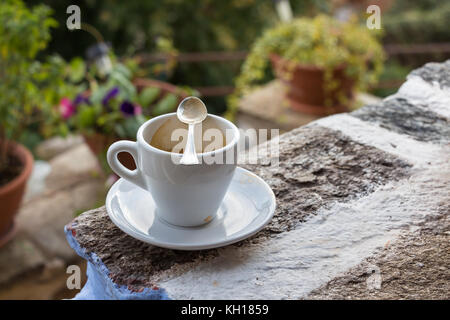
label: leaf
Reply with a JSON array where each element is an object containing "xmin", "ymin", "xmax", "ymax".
[
  {"xmin": 139, "ymin": 87, "xmax": 161, "ymax": 107},
  {"xmin": 58, "ymin": 123, "xmax": 69, "ymax": 137},
  {"xmin": 152, "ymin": 93, "xmax": 178, "ymax": 116},
  {"xmin": 110, "ymin": 71, "xmax": 136, "ymax": 99},
  {"xmin": 18, "ymin": 130, "xmax": 43, "ymax": 152},
  {"xmin": 114, "ymin": 123, "xmax": 127, "ymax": 138},
  {"xmin": 76, "ymin": 106, "xmax": 96, "ymax": 129},
  {"xmin": 97, "ymin": 112, "xmax": 121, "ymax": 127},
  {"xmin": 123, "ymin": 118, "xmax": 140, "ymax": 138},
  {"xmin": 114, "ymin": 63, "xmax": 132, "ymax": 79},
  {"xmin": 90, "ymin": 86, "xmax": 108, "ymax": 105},
  {"xmin": 119, "ymin": 115, "xmax": 148, "ymax": 138},
  {"xmin": 68, "ymin": 57, "xmax": 86, "ymax": 83}
]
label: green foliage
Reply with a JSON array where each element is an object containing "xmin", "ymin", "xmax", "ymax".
[
  {"xmin": 38, "ymin": 0, "xmax": 330, "ymax": 56},
  {"xmin": 383, "ymin": 1, "xmax": 450, "ymax": 44},
  {"xmin": 68, "ymin": 57, "xmax": 87, "ymax": 83},
  {"xmin": 29, "ymin": 0, "xmax": 331, "ymax": 114},
  {"xmin": 152, "ymin": 93, "xmax": 178, "ymax": 116},
  {"xmin": 139, "ymin": 87, "xmax": 161, "ymax": 107},
  {"xmin": 0, "ymin": 0, "xmax": 78, "ymax": 167},
  {"xmin": 228, "ymin": 15, "xmax": 385, "ymax": 118},
  {"xmin": 61, "ymin": 59, "xmax": 197, "ymax": 140}
]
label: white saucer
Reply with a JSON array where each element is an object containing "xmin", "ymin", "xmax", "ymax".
[{"xmin": 106, "ymin": 167, "xmax": 276, "ymax": 250}]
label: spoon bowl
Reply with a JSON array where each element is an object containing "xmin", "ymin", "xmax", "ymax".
[
  {"xmin": 177, "ymin": 96, "xmax": 207, "ymax": 125},
  {"xmin": 176, "ymin": 96, "xmax": 208, "ymax": 165}
]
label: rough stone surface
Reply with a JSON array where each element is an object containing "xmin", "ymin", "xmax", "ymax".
[
  {"xmin": 241, "ymin": 126, "xmax": 411, "ymax": 235},
  {"xmin": 352, "ymin": 97, "xmax": 450, "ymax": 144},
  {"xmin": 65, "ymin": 60, "xmax": 450, "ymax": 299},
  {"xmin": 315, "ymin": 113, "xmax": 443, "ymax": 168},
  {"xmin": 308, "ymin": 210, "xmax": 450, "ymax": 299},
  {"xmin": 45, "ymin": 143, "xmax": 101, "ymax": 193},
  {"xmin": 410, "ymin": 60, "xmax": 450, "ymax": 89},
  {"xmin": 66, "ymin": 209, "xmax": 219, "ymax": 290},
  {"xmin": 17, "ymin": 180, "xmax": 102, "ymax": 261},
  {"xmin": 35, "ymin": 135, "xmax": 84, "ymax": 160},
  {"xmin": 0, "ymin": 235, "xmax": 46, "ymax": 285},
  {"xmin": 156, "ymin": 147, "xmax": 448, "ymax": 299},
  {"xmin": 24, "ymin": 160, "xmax": 52, "ymax": 201},
  {"xmin": 66, "ymin": 125, "xmax": 412, "ymax": 291}
]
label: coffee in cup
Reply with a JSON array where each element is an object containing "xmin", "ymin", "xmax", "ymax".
[{"xmin": 149, "ymin": 115, "xmax": 228, "ymax": 154}]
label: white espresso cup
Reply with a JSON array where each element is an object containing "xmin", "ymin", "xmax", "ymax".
[{"xmin": 107, "ymin": 113, "xmax": 240, "ymax": 227}]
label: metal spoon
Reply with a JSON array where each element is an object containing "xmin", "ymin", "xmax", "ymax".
[{"xmin": 177, "ymin": 96, "xmax": 207, "ymax": 165}]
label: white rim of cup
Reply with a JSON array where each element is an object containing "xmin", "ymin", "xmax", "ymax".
[{"xmin": 137, "ymin": 112, "xmax": 240, "ymax": 157}]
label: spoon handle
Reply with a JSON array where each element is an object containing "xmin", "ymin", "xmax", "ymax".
[{"xmin": 180, "ymin": 123, "xmax": 199, "ymax": 165}]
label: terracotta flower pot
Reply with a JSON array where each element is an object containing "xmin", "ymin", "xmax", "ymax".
[
  {"xmin": 270, "ymin": 54, "xmax": 355, "ymax": 116},
  {"xmin": 0, "ymin": 142, "xmax": 33, "ymax": 247}
]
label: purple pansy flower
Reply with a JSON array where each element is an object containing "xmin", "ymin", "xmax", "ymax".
[
  {"xmin": 102, "ymin": 87, "xmax": 119, "ymax": 106},
  {"xmin": 120, "ymin": 101, "xmax": 141, "ymax": 117},
  {"xmin": 73, "ymin": 93, "xmax": 90, "ymax": 106},
  {"xmin": 59, "ymin": 97, "xmax": 76, "ymax": 119}
]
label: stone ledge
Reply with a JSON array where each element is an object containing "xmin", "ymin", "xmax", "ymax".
[
  {"xmin": 65, "ymin": 60, "xmax": 450, "ymax": 299},
  {"xmin": 352, "ymin": 97, "xmax": 450, "ymax": 144},
  {"xmin": 307, "ymin": 209, "xmax": 450, "ymax": 299},
  {"xmin": 410, "ymin": 60, "xmax": 450, "ymax": 89},
  {"xmin": 65, "ymin": 124, "xmax": 412, "ymax": 291}
]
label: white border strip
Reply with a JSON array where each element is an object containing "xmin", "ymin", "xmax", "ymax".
[{"xmin": 314, "ymin": 113, "xmax": 442, "ymax": 166}]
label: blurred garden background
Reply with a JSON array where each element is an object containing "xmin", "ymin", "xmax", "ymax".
[{"xmin": 0, "ymin": 0, "xmax": 449, "ymax": 299}]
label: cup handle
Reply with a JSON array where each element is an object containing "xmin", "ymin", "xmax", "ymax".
[{"xmin": 107, "ymin": 141, "xmax": 146, "ymax": 189}]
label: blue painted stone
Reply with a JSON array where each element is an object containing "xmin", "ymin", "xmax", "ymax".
[{"xmin": 64, "ymin": 225, "xmax": 169, "ymax": 300}]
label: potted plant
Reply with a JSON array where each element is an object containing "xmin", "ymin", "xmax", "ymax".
[
  {"xmin": 59, "ymin": 58, "xmax": 196, "ymax": 172},
  {"xmin": 229, "ymin": 15, "xmax": 384, "ymax": 116},
  {"xmin": 0, "ymin": 0, "xmax": 78, "ymax": 246}
]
